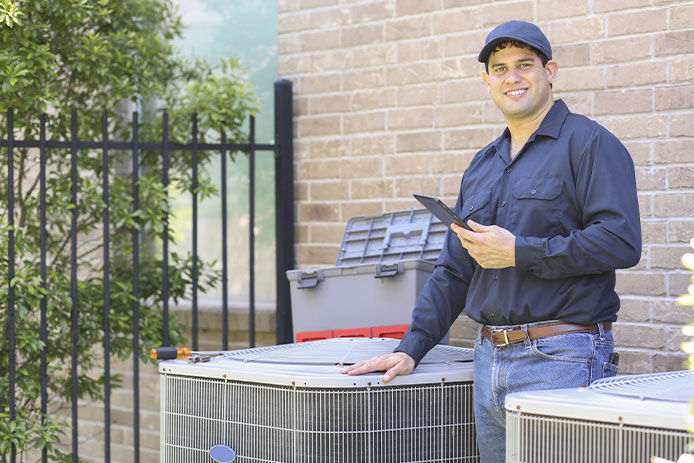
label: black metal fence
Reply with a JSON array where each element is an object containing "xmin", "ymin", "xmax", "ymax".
[{"xmin": 2, "ymin": 79, "xmax": 294, "ymax": 462}]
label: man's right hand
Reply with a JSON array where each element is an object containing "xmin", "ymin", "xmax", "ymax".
[{"xmin": 340, "ymin": 351, "xmax": 415, "ymax": 383}]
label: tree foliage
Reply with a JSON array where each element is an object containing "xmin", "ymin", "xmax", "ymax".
[{"xmin": 0, "ymin": 0, "xmax": 258, "ymax": 459}]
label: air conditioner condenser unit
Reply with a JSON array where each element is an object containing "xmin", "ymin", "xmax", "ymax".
[
  {"xmin": 160, "ymin": 337, "xmax": 479, "ymax": 462},
  {"xmin": 505, "ymin": 370, "xmax": 694, "ymax": 463}
]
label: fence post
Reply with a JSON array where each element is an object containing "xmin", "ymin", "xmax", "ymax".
[{"xmin": 274, "ymin": 78, "xmax": 294, "ymax": 344}]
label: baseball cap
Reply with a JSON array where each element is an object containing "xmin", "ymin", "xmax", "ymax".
[{"xmin": 478, "ymin": 20, "xmax": 552, "ymax": 64}]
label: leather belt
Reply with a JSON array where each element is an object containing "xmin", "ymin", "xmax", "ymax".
[{"xmin": 481, "ymin": 322, "xmax": 612, "ymax": 347}]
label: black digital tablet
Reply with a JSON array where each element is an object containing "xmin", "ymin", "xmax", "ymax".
[{"xmin": 413, "ymin": 193, "xmax": 472, "ymax": 231}]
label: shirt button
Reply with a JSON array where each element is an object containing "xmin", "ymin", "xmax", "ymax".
[
  {"xmin": 501, "ymin": 201, "xmax": 506, "ymax": 207},
  {"xmin": 530, "ymin": 189, "xmax": 536, "ymax": 195},
  {"xmin": 489, "ymin": 312, "xmax": 495, "ymax": 318},
  {"xmin": 505, "ymin": 167, "xmax": 512, "ymax": 173},
  {"xmin": 493, "ymin": 275, "xmax": 498, "ymax": 280},
  {"xmin": 469, "ymin": 206, "xmax": 474, "ymax": 211}
]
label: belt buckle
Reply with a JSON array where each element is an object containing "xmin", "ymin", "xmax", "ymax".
[{"xmin": 492, "ymin": 328, "xmax": 511, "ymax": 346}]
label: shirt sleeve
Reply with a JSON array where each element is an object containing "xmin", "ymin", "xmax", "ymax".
[
  {"xmin": 394, "ymin": 193, "xmax": 477, "ymax": 364},
  {"xmin": 515, "ymin": 126, "xmax": 642, "ymax": 279}
]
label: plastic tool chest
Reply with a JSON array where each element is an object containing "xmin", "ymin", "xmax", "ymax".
[{"xmin": 287, "ymin": 208, "xmax": 449, "ymax": 342}]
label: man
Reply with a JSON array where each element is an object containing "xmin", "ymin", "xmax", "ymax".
[{"xmin": 342, "ymin": 20, "xmax": 642, "ymax": 462}]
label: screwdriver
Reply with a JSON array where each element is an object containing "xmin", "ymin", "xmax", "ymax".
[{"xmin": 150, "ymin": 346, "xmax": 192, "ymax": 360}]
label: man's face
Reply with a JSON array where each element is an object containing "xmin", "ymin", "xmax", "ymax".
[{"xmin": 482, "ymin": 45, "xmax": 557, "ymax": 123}]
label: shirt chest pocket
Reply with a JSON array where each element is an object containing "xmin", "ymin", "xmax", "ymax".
[
  {"xmin": 511, "ymin": 177, "xmax": 564, "ymax": 235},
  {"xmin": 461, "ymin": 187, "xmax": 492, "ymax": 224}
]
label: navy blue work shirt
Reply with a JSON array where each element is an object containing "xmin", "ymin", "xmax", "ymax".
[{"xmin": 396, "ymin": 100, "xmax": 641, "ymax": 363}]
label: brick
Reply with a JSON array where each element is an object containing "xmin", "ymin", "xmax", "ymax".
[
  {"xmin": 482, "ymin": 1, "xmax": 533, "ymax": 27},
  {"xmin": 443, "ymin": 0, "xmax": 487, "ymax": 6},
  {"xmin": 655, "ymin": 84, "xmax": 694, "ymax": 111},
  {"xmin": 310, "ymin": 181, "xmax": 349, "ymax": 201},
  {"xmin": 385, "ymin": 198, "xmax": 419, "ymax": 210},
  {"xmin": 279, "ymin": 55, "xmax": 310, "ymax": 75},
  {"xmin": 298, "ymin": 244, "xmax": 339, "ymax": 266},
  {"xmin": 671, "ymin": 4, "xmax": 694, "ymax": 30},
  {"xmin": 300, "ymin": 30, "xmax": 340, "ymax": 52},
  {"xmin": 340, "ymin": 201, "xmax": 383, "ymax": 221},
  {"xmin": 600, "ymin": 115, "xmax": 666, "ymax": 139},
  {"xmin": 295, "ymin": 182, "xmax": 308, "ymax": 201},
  {"xmin": 353, "ymin": 43, "xmax": 397, "ymax": 67},
  {"xmin": 670, "ymin": 272, "xmax": 693, "ymax": 298},
  {"xmin": 433, "ymin": 9, "xmax": 483, "ymax": 35},
  {"xmin": 279, "ymin": 0, "xmax": 300, "ymax": 12},
  {"xmin": 655, "ymin": 140, "xmax": 694, "ymax": 164},
  {"xmin": 299, "ymin": 202, "xmax": 340, "ymax": 222},
  {"xmin": 343, "ymin": 111, "xmax": 386, "ymax": 133},
  {"xmin": 537, "ymin": 0, "xmax": 588, "ymax": 19},
  {"xmin": 279, "ymin": 34, "xmax": 301, "ymax": 54},
  {"xmin": 616, "ymin": 350, "xmax": 650, "ymax": 374},
  {"xmin": 396, "ymin": 131, "xmax": 441, "ymax": 152},
  {"xmin": 386, "ymin": 16, "xmax": 431, "ymax": 41},
  {"xmin": 555, "ymin": 94, "xmax": 592, "ymax": 117},
  {"xmin": 279, "ymin": 12, "xmax": 311, "ymax": 34},
  {"xmin": 434, "ymin": 57, "xmax": 479, "ymax": 80},
  {"xmin": 594, "ymin": 0, "xmax": 649, "ymax": 12},
  {"xmin": 670, "ymin": 166, "xmax": 694, "ymax": 190},
  {"xmin": 445, "ymin": 31, "xmax": 489, "ymax": 57},
  {"xmin": 340, "ymin": 157, "xmax": 383, "ymax": 179},
  {"xmin": 298, "ymin": 159, "xmax": 341, "ymax": 179},
  {"xmin": 385, "ymin": 62, "xmax": 433, "ymax": 85},
  {"xmin": 593, "ymin": 36, "xmax": 651, "ymax": 64},
  {"xmin": 594, "ymin": 89, "xmax": 652, "ymax": 115},
  {"xmin": 615, "ymin": 272, "xmax": 666, "ymax": 296},
  {"xmin": 552, "ymin": 43, "xmax": 590, "ymax": 67},
  {"xmin": 613, "ymin": 324, "xmax": 665, "ymax": 348},
  {"xmin": 654, "ymin": 298, "xmax": 694, "ymax": 324},
  {"xmin": 482, "ymin": 101, "xmax": 506, "ymax": 123},
  {"xmin": 295, "ymin": 96, "xmax": 309, "ymax": 117},
  {"xmin": 442, "ymin": 78, "xmax": 489, "ymax": 103},
  {"xmin": 638, "ymin": 192, "xmax": 652, "ymax": 217},
  {"xmin": 432, "ymin": 152, "xmax": 475, "ymax": 174},
  {"xmin": 310, "ymin": 223, "xmax": 344, "ymax": 243},
  {"xmin": 435, "ymin": 103, "xmax": 483, "ymax": 127},
  {"xmin": 311, "ymin": 50, "xmax": 354, "ymax": 72},
  {"xmin": 352, "ymin": 88, "xmax": 396, "ymax": 111},
  {"xmin": 309, "ymin": 7, "xmax": 350, "ymax": 30},
  {"xmin": 396, "ymin": 0, "xmax": 439, "ymax": 16},
  {"xmin": 651, "ymin": 245, "xmax": 691, "ymax": 270},
  {"xmin": 310, "ymin": 138, "xmax": 349, "ymax": 159},
  {"xmin": 607, "ymin": 9, "xmax": 666, "ymax": 37},
  {"xmin": 350, "ymin": 178, "xmax": 392, "ymax": 199},
  {"xmin": 397, "ymin": 84, "xmax": 441, "ymax": 107},
  {"xmin": 670, "ymin": 220, "xmax": 694, "ymax": 243},
  {"xmin": 302, "ymin": 73, "xmax": 341, "ymax": 94},
  {"xmin": 342, "ymin": 23, "xmax": 383, "ymax": 48},
  {"xmin": 652, "ymin": 353, "xmax": 688, "ymax": 372},
  {"xmin": 618, "ymin": 298, "xmax": 650, "ymax": 323},
  {"xmin": 343, "ymin": 68, "xmax": 384, "ymax": 90},
  {"xmin": 641, "ymin": 220, "xmax": 668, "ymax": 244},
  {"xmin": 398, "ymin": 38, "xmax": 442, "ymax": 63},
  {"xmin": 635, "ymin": 167, "xmax": 666, "ymax": 191},
  {"xmin": 443, "ymin": 174, "xmax": 466, "ymax": 196},
  {"xmin": 296, "ymin": 223, "xmax": 309, "ymax": 242},
  {"xmin": 310, "ymin": 94, "xmax": 350, "ymax": 114},
  {"xmin": 654, "ymin": 193, "xmax": 694, "ymax": 218},
  {"xmin": 394, "ymin": 176, "xmax": 441, "ymax": 197},
  {"xmin": 554, "ymin": 67, "xmax": 604, "ymax": 92},
  {"xmin": 352, "ymin": 135, "xmax": 394, "ymax": 156},
  {"xmin": 352, "ymin": 1, "xmax": 395, "ymax": 24},
  {"xmin": 387, "ymin": 107, "xmax": 434, "ymax": 130},
  {"xmin": 444, "ymin": 127, "xmax": 496, "ymax": 150},
  {"xmin": 671, "ymin": 113, "xmax": 694, "ymax": 137},
  {"xmin": 299, "ymin": 115, "xmax": 341, "ymax": 137},
  {"xmin": 624, "ymin": 141, "xmax": 652, "ymax": 166},
  {"xmin": 300, "ymin": 0, "xmax": 337, "ymax": 8},
  {"xmin": 655, "ymin": 31, "xmax": 694, "ymax": 56},
  {"xmin": 548, "ymin": 17, "xmax": 604, "ymax": 45},
  {"xmin": 669, "ymin": 56, "xmax": 694, "ymax": 83},
  {"xmin": 385, "ymin": 154, "xmax": 431, "ymax": 176}
]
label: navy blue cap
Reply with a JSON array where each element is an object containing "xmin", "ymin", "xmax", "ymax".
[{"xmin": 478, "ymin": 20, "xmax": 552, "ymax": 64}]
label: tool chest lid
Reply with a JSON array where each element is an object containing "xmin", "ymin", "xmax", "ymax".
[{"xmin": 336, "ymin": 208, "xmax": 448, "ymax": 266}]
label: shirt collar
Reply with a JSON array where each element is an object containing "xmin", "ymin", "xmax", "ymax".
[{"xmin": 484, "ymin": 98, "xmax": 570, "ymax": 158}]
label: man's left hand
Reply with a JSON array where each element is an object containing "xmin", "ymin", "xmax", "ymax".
[{"xmin": 451, "ymin": 220, "xmax": 516, "ymax": 268}]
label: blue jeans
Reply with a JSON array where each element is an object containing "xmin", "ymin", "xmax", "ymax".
[{"xmin": 472, "ymin": 324, "xmax": 618, "ymax": 463}]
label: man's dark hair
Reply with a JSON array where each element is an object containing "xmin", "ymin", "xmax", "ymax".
[{"xmin": 484, "ymin": 40, "xmax": 549, "ymax": 73}]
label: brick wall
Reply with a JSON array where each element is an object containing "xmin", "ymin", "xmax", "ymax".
[{"xmin": 279, "ymin": 0, "xmax": 694, "ymax": 373}]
